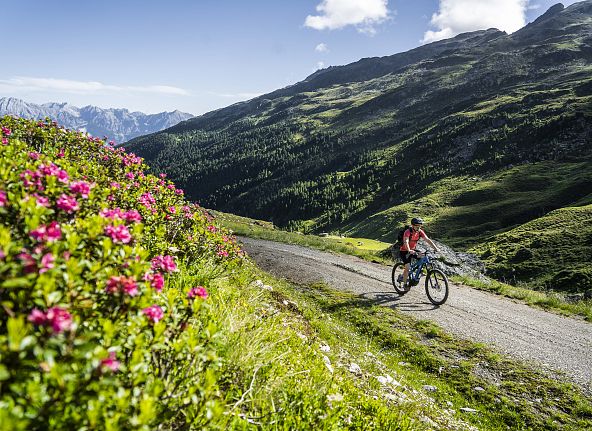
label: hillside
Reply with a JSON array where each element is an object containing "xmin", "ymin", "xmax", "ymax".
[
  {"xmin": 0, "ymin": 97, "xmax": 193, "ymax": 143},
  {"xmin": 3, "ymin": 116, "xmax": 592, "ymax": 430},
  {"xmin": 126, "ymin": 2, "xmax": 592, "ymax": 293}
]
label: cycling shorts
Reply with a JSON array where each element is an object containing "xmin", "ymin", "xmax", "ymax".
[{"xmin": 399, "ymin": 250, "xmax": 415, "ymax": 264}]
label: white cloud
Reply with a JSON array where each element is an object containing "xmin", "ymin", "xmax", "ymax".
[
  {"xmin": 422, "ymin": 0, "xmax": 528, "ymax": 43},
  {"xmin": 0, "ymin": 76, "xmax": 189, "ymax": 96},
  {"xmin": 315, "ymin": 43, "xmax": 329, "ymax": 53},
  {"xmin": 305, "ymin": 0, "xmax": 390, "ymax": 34},
  {"xmin": 317, "ymin": 61, "xmax": 325, "ymax": 69}
]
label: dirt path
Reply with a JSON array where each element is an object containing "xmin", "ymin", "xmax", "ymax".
[{"xmin": 240, "ymin": 236, "xmax": 592, "ymax": 391}]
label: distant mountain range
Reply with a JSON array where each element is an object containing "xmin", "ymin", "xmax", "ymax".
[
  {"xmin": 128, "ymin": 2, "xmax": 592, "ymax": 293},
  {"xmin": 0, "ymin": 97, "xmax": 193, "ymax": 143}
]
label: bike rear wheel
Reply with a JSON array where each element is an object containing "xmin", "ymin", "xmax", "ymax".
[
  {"xmin": 391, "ymin": 263, "xmax": 410, "ymax": 294},
  {"xmin": 425, "ymin": 269, "xmax": 449, "ymax": 305}
]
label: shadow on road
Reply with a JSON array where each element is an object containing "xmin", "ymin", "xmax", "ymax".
[{"xmin": 359, "ymin": 291, "xmax": 440, "ymax": 312}]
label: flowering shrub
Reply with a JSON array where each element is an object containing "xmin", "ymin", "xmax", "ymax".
[{"xmin": 0, "ymin": 117, "xmax": 245, "ymax": 429}]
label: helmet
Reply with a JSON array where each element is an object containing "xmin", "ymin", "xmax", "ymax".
[{"xmin": 411, "ymin": 217, "xmax": 424, "ymax": 225}]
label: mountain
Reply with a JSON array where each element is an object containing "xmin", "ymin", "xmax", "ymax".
[
  {"xmin": 0, "ymin": 97, "xmax": 193, "ymax": 143},
  {"xmin": 126, "ymin": 2, "xmax": 592, "ymax": 292}
]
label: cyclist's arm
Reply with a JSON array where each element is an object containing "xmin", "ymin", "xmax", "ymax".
[
  {"xmin": 422, "ymin": 232, "xmax": 439, "ymax": 252},
  {"xmin": 402, "ymin": 232, "xmax": 414, "ymax": 253}
]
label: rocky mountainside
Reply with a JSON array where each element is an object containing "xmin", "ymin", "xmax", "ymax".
[
  {"xmin": 0, "ymin": 97, "xmax": 193, "ymax": 143},
  {"xmin": 126, "ymin": 2, "xmax": 592, "ymax": 292}
]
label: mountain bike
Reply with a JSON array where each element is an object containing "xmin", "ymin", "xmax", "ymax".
[{"xmin": 391, "ymin": 250, "xmax": 449, "ymax": 305}]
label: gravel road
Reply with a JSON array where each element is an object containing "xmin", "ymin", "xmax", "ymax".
[{"xmin": 240, "ymin": 236, "xmax": 592, "ymax": 391}]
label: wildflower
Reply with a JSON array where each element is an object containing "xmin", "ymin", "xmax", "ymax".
[
  {"xmin": 56, "ymin": 194, "xmax": 79, "ymax": 213},
  {"xmin": 100, "ymin": 351, "xmax": 120, "ymax": 372},
  {"xmin": 0, "ymin": 190, "xmax": 6, "ymax": 207},
  {"xmin": 188, "ymin": 286, "xmax": 208, "ymax": 299},
  {"xmin": 104, "ymin": 225, "xmax": 132, "ymax": 244},
  {"xmin": 28, "ymin": 307, "xmax": 73, "ymax": 334},
  {"xmin": 30, "ymin": 221, "xmax": 61, "ymax": 243},
  {"xmin": 70, "ymin": 181, "xmax": 91, "ymax": 198},
  {"xmin": 57, "ymin": 149, "xmax": 65, "ymax": 158},
  {"xmin": 217, "ymin": 250, "xmax": 229, "ymax": 258},
  {"xmin": 17, "ymin": 252, "xmax": 37, "ymax": 274},
  {"xmin": 100, "ymin": 208, "xmax": 124, "ymax": 219},
  {"xmin": 142, "ymin": 305, "xmax": 164, "ymax": 323},
  {"xmin": 125, "ymin": 172, "xmax": 135, "ymax": 180},
  {"xmin": 106, "ymin": 275, "xmax": 139, "ymax": 296},
  {"xmin": 123, "ymin": 210, "xmax": 142, "ymax": 223},
  {"xmin": 28, "ymin": 151, "xmax": 40, "ymax": 160},
  {"xmin": 33, "ymin": 194, "xmax": 50, "ymax": 207},
  {"xmin": 150, "ymin": 255, "xmax": 177, "ymax": 273},
  {"xmin": 175, "ymin": 189, "xmax": 184, "ymax": 195},
  {"xmin": 39, "ymin": 253, "xmax": 55, "ymax": 273},
  {"xmin": 1, "ymin": 126, "xmax": 11, "ymax": 136},
  {"xmin": 1, "ymin": 137, "xmax": 7, "ymax": 145},
  {"xmin": 207, "ymin": 225, "xmax": 217, "ymax": 233},
  {"xmin": 159, "ymin": 173, "xmax": 167, "ymax": 178},
  {"xmin": 168, "ymin": 206, "xmax": 176, "ymax": 214},
  {"xmin": 110, "ymin": 182, "xmax": 120, "ymax": 189},
  {"xmin": 144, "ymin": 272, "xmax": 164, "ymax": 292}
]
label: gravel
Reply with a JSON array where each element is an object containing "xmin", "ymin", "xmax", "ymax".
[{"xmin": 240, "ymin": 236, "xmax": 592, "ymax": 392}]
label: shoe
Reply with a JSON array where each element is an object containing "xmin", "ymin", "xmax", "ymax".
[{"xmin": 397, "ymin": 275, "xmax": 404, "ymax": 283}]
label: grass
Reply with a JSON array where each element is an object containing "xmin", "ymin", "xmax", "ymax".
[{"xmin": 218, "ymin": 268, "xmax": 592, "ymax": 430}]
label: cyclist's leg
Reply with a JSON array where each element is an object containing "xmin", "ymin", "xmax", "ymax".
[
  {"xmin": 402, "ymin": 263, "xmax": 410, "ymax": 284},
  {"xmin": 399, "ymin": 250, "xmax": 411, "ymax": 284}
]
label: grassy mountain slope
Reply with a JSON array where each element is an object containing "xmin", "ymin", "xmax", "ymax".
[
  {"xmin": 126, "ymin": 2, "xmax": 592, "ymax": 293},
  {"xmin": 6, "ymin": 118, "xmax": 592, "ymax": 429}
]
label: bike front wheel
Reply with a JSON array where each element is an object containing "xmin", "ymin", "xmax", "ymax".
[
  {"xmin": 425, "ymin": 269, "xmax": 449, "ymax": 305},
  {"xmin": 391, "ymin": 263, "xmax": 410, "ymax": 294}
]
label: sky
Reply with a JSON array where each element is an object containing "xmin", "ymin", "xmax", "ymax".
[{"xmin": 0, "ymin": 0, "xmax": 582, "ymax": 115}]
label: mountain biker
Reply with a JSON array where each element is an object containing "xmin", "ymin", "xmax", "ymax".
[{"xmin": 399, "ymin": 217, "xmax": 439, "ymax": 286}]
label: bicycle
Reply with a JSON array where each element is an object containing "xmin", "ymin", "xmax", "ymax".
[{"xmin": 391, "ymin": 250, "xmax": 449, "ymax": 305}]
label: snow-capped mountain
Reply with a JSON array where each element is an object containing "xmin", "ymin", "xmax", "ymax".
[{"xmin": 0, "ymin": 97, "xmax": 193, "ymax": 143}]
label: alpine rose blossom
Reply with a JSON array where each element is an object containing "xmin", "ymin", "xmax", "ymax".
[
  {"xmin": 70, "ymin": 181, "xmax": 91, "ymax": 198},
  {"xmin": 151, "ymin": 255, "xmax": 177, "ymax": 273},
  {"xmin": 100, "ymin": 351, "xmax": 121, "ymax": 372},
  {"xmin": 104, "ymin": 224, "xmax": 132, "ymax": 244},
  {"xmin": 56, "ymin": 194, "xmax": 79, "ymax": 213},
  {"xmin": 144, "ymin": 272, "xmax": 165, "ymax": 292},
  {"xmin": 28, "ymin": 307, "xmax": 73, "ymax": 334},
  {"xmin": 29, "ymin": 221, "xmax": 62, "ymax": 243},
  {"xmin": 39, "ymin": 253, "xmax": 55, "ymax": 273},
  {"xmin": 0, "ymin": 190, "xmax": 6, "ymax": 207},
  {"xmin": 188, "ymin": 286, "xmax": 208, "ymax": 299},
  {"xmin": 106, "ymin": 276, "xmax": 139, "ymax": 296},
  {"xmin": 142, "ymin": 305, "xmax": 164, "ymax": 323}
]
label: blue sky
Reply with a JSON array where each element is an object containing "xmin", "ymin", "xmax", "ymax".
[{"xmin": 0, "ymin": 0, "xmax": 580, "ymax": 114}]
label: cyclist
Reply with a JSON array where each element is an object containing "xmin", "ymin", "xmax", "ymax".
[{"xmin": 399, "ymin": 217, "xmax": 439, "ymax": 286}]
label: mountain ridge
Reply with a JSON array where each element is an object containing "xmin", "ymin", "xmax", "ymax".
[{"xmin": 0, "ymin": 97, "xmax": 193, "ymax": 143}]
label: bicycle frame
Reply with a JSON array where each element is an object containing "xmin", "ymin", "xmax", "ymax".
[{"xmin": 407, "ymin": 252, "xmax": 431, "ymax": 281}]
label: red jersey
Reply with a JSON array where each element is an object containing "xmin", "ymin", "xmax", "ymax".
[{"xmin": 399, "ymin": 228, "xmax": 426, "ymax": 251}]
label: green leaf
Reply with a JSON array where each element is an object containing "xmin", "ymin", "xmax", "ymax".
[
  {"xmin": 7, "ymin": 316, "xmax": 28, "ymax": 351},
  {"xmin": 2, "ymin": 277, "xmax": 32, "ymax": 289}
]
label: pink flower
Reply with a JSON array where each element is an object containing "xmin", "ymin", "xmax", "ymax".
[
  {"xmin": 106, "ymin": 275, "xmax": 139, "ymax": 296},
  {"xmin": 100, "ymin": 351, "xmax": 120, "ymax": 372},
  {"xmin": 217, "ymin": 250, "xmax": 229, "ymax": 258},
  {"xmin": 123, "ymin": 210, "xmax": 142, "ymax": 223},
  {"xmin": 125, "ymin": 172, "xmax": 135, "ymax": 180},
  {"xmin": 138, "ymin": 192, "xmax": 155, "ymax": 207},
  {"xmin": 100, "ymin": 208, "xmax": 124, "ymax": 219},
  {"xmin": 56, "ymin": 194, "xmax": 79, "ymax": 213},
  {"xmin": 168, "ymin": 206, "xmax": 176, "ymax": 214},
  {"xmin": 188, "ymin": 286, "xmax": 208, "ymax": 299},
  {"xmin": 159, "ymin": 173, "xmax": 167, "ymax": 178},
  {"xmin": 142, "ymin": 305, "xmax": 164, "ymax": 323},
  {"xmin": 1, "ymin": 137, "xmax": 7, "ymax": 145},
  {"xmin": 144, "ymin": 272, "xmax": 164, "ymax": 292},
  {"xmin": 70, "ymin": 181, "xmax": 91, "ymax": 198},
  {"xmin": 104, "ymin": 225, "xmax": 132, "ymax": 244},
  {"xmin": 28, "ymin": 151, "xmax": 40, "ymax": 160},
  {"xmin": 1, "ymin": 126, "xmax": 11, "ymax": 136},
  {"xmin": 27, "ymin": 308, "xmax": 46, "ymax": 325},
  {"xmin": 17, "ymin": 252, "xmax": 37, "ymax": 274},
  {"xmin": 175, "ymin": 189, "xmax": 184, "ymax": 195},
  {"xmin": 33, "ymin": 194, "xmax": 50, "ymax": 207},
  {"xmin": 28, "ymin": 307, "xmax": 73, "ymax": 334},
  {"xmin": 57, "ymin": 149, "xmax": 65, "ymax": 158},
  {"xmin": 39, "ymin": 253, "xmax": 55, "ymax": 273},
  {"xmin": 207, "ymin": 225, "xmax": 217, "ymax": 233},
  {"xmin": 110, "ymin": 182, "xmax": 121, "ymax": 189},
  {"xmin": 150, "ymin": 255, "xmax": 177, "ymax": 273},
  {"xmin": 30, "ymin": 221, "xmax": 62, "ymax": 243},
  {"xmin": 45, "ymin": 307, "xmax": 73, "ymax": 333},
  {"xmin": 0, "ymin": 190, "xmax": 6, "ymax": 207}
]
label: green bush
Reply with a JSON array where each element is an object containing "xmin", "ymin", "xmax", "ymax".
[{"xmin": 0, "ymin": 117, "xmax": 244, "ymax": 430}]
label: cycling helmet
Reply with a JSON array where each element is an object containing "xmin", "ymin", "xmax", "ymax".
[{"xmin": 411, "ymin": 217, "xmax": 424, "ymax": 225}]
